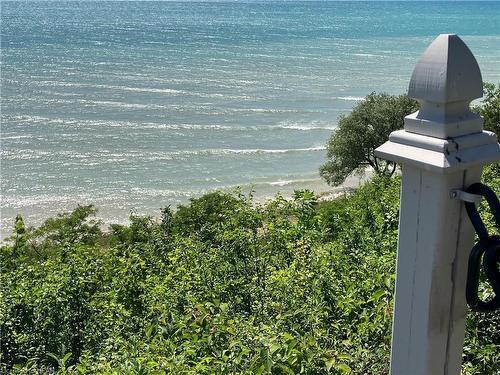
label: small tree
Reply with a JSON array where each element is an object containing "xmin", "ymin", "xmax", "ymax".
[
  {"xmin": 13, "ymin": 215, "xmax": 27, "ymax": 253},
  {"xmin": 34, "ymin": 205, "xmax": 102, "ymax": 247},
  {"xmin": 320, "ymin": 93, "xmax": 418, "ymax": 186}
]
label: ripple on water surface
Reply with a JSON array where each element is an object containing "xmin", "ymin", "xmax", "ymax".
[{"xmin": 1, "ymin": 1, "xmax": 500, "ymax": 238}]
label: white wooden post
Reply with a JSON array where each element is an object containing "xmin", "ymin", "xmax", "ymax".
[{"xmin": 375, "ymin": 34, "xmax": 500, "ymax": 375}]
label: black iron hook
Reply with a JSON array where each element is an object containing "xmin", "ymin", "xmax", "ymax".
[{"xmin": 464, "ymin": 183, "xmax": 500, "ymax": 312}]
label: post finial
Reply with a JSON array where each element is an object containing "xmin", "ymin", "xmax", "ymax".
[
  {"xmin": 408, "ymin": 34, "xmax": 483, "ymax": 103},
  {"xmin": 404, "ymin": 34, "xmax": 484, "ymax": 138},
  {"xmin": 375, "ymin": 33, "xmax": 500, "ymax": 173}
]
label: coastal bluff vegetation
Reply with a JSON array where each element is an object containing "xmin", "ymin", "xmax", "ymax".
[{"xmin": 1, "ymin": 86, "xmax": 499, "ymax": 374}]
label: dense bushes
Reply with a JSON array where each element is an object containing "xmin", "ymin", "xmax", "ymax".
[{"xmin": 1, "ymin": 168, "xmax": 499, "ymax": 374}]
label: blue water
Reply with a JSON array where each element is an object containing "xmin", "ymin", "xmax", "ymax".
[{"xmin": 1, "ymin": 1, "xmax": 500, "ymax": 236}]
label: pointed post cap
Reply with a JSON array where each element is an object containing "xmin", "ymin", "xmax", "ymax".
[
  {"xmin": 375, "ymin": 34, "xmax": 500, "ymax": 172},
  {"xmin": 408, "ymin": 34, "xmax": 483, "ymax": 104}
]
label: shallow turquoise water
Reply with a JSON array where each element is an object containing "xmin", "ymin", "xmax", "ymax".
[{"xmin": 1, "ymin": 1, "xmax": 500, "ymax": 236}]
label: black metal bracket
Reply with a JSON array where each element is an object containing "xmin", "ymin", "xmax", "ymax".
[{"xmin": 460, "ymin": 183, "xmax": 500, "ymax": 312}]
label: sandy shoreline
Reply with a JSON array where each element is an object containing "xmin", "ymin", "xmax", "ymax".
[{"xmin": 0, "ymin": 174, "xmax": 367, "ymax": 241}]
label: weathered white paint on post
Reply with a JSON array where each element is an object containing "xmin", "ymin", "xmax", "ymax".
[{"xmin": 375, "ymin": 34, "xmax": 500, "ymax": 375}]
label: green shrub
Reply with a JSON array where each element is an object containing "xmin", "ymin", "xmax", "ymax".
[{"xmin": 1, "ymin": 167, "xmax": 499, "ymax": 374}]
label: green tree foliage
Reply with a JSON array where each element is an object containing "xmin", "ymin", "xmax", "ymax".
[
  {"xmin": 1, "ymin": 167, "xmax": 499, "ymax": 374},
  {"xmin": 33, "ymin": 204, "xmax": 102, "ymax": 248},
  {"xmin": 473, "ymin": 82, "xmax": 500, "ymax": 135},
  {"xmin": 320, "ymin": 93, "xmax": 418, "ymax": 186}
]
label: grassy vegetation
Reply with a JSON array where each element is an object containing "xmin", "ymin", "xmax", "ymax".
[{"xmin": 2, "ymin": 166, "xmax": 499, "ymax": 374}]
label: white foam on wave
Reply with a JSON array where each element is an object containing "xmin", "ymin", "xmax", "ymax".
[
  {"xmin": 129, "ymin": 187, "xmax": 201, "ymax": 198},
  {"xmin": 267, "ymin": 177, "xmax": 322, "ymax": 187},
  {"xmin": 276, "ymin": 120, "xmax": 336, "ymax": 131},
  {"xmin": 232, "ymin": 108, "xmax": 319, "ymax": 114},
  {"xmin": 276, "ymin": 124, "xmax": 335, "ymax": 131},
  {"xmin": 334, "ymin": 96, "xmax": 364, "ymax": 101},
  {"xmin": 1, "ymin": 149, "xmax": 53, "ymax": 160},
  {"xmin": 352, "ymin": 53, "xmax": 380, "ymax": 57},
  {"xmin": 144, "ymin": 147, "xmax": 326, "ymax": 159},
  {"xmin": 33, "ymin": 81, "xmax": 251, "ymax": 100},
  {"xmin": 4, "ymin": 115, "xmax": 69, "ymax": 125},
  {"xmin": 141, "ymin": 123, "xmax": 235, "ymax": 130},
  {"xmin": 89, "ymin": 100, "xmax": 166, "ymax": 109},
  {"xmin": 4, "ymin": 115, "xmax": 337, "ymax": 133},
  {"xmin": 2, "ymin": 147, "xmax": 326, "ymax": 163},
  {"xmin": 34, "ymin": 81, "xmax": 186, "ymax": 94},
  {"xmin": 1, "ymin": 192, "xmax": 95, "ymax": 208},
  {"xmin": 218, "ymin": 147, "xmax": 326, "ymax": 155},
  {"xmin": 100, "ymin": 85, "xmax": 187, "ymax": 95},
  {"xmin": 1, "ymin": 135, "xmax": 33, "ymax": 140},
  {"xmin": 269, "ymin": 180, "xmax": 295, "ymax": 187}
]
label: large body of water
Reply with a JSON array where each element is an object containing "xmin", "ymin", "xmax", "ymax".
[{"xmin": 1, "ymin": 1, "xmax": 500, "ymax": 237}]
